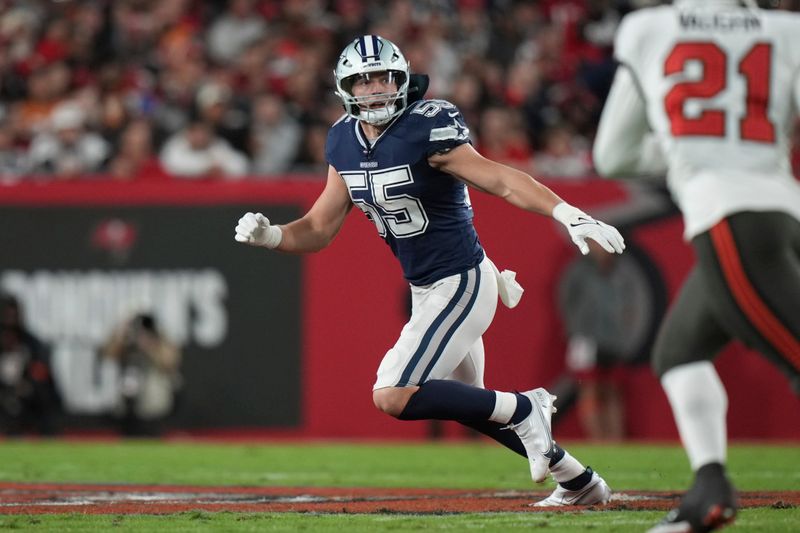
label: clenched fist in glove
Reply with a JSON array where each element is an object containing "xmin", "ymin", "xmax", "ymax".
[
  {"xmin": 552, "ymin": 202, "xmax": 625, "ymax": 255},
  {"xmin": 234, "ymin": 212, "xmax": 283, "ymax": 249}
]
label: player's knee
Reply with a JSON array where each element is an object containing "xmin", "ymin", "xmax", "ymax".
[
  {"xmin": 652, "ymin": 343, "xmax": 699, "ymax": 379},
  {"xmin": 372, "ymin": 388, "xmax": 409, "ymax": 418}
]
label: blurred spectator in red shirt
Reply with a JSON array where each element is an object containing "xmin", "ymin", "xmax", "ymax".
[
  {"xmin": 108, "ymin": 119, "xmax": 168, "ymax": 181},
  {"xmin": 504, "ymin": 60, "xmax": 542, "ymax": 108},
  {"xmin": 475, "ymin": 105, "xmax": 534, "ymax": 173}
]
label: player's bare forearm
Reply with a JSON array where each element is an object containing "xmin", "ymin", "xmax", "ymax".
[
  {"xmin": 429, "ymin": 144, "xmax": 562, "ymax": 216},
  {"xmin": 276, "ymin": 215, "xmax": 345, "ymax": 253},
  {"xmin": 235, "ymin": 167, "xmax": 351, "ymax": 253},
  {"xmin": 276, "ymin": 165, "xmax": 352, "ymax": 253},
  {"xmin": 495, "ymin": 166, "xmax": 563, "ymax": 216}
]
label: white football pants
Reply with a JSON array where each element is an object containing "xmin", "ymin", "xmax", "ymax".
[{"xmin": 373, "ymin": 256, "xmax": 498, "ymax": 390}]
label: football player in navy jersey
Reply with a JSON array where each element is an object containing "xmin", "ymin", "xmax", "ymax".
[{"xmin": 236, "ymin": 35, "xmax": 625, "ymax": 506}]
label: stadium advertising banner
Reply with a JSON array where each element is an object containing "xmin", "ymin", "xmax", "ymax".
[
  {"xmin": 1, "ymin": 179, "xmax": 798, "ymax": 439},
  {"xmin": 0, "ymin": 182, "xmax": 306, "ymax": 430}
]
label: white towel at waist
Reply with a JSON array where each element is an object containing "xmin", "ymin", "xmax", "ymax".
[{"xmin": 486, "ymin": 257, "xmax": 524, "ymax": 309}]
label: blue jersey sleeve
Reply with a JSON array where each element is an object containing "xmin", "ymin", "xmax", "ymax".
[
  {"xmin": 405, "ymin": 100, "xmax": 472, "ymax": 157},
  {"xmin": 398, "ymin": 100, "xmax": 470, "ymax": 157}
]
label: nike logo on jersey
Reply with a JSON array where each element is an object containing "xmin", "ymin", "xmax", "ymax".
[{"xmin": 448, "ymin": 111, "xmax": 459, "ymax": 117}]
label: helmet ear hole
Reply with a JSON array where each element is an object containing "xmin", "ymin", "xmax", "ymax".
[
  {"xmin": 339, "ymin": 75, "xmax": 357, "ymax": 97},
  {"xmin": 389, "ymin": 71, "xmax": 407, "ymax": 89}
]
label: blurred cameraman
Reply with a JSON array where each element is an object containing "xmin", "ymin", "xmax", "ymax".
[
  {"xmin": 102, "ymin": 313, "xmax": 182, "ymax": 436},
  {"xmin": 0, "ymin": 293, "xmax": 60, "ymax": 435}
]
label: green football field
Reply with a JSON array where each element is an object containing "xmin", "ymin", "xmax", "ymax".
[{"xmin": 0, "ymin": 440, "xmax": 797, "ymax": 531}]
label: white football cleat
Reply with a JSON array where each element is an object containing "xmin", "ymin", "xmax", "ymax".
[
  {"xmin": 533, "ymin": 468, "xmax": 611, "ymax": 507},
  {"xmin": 508, "ymin": 388, "xmax": 557, "ymax": 483}
]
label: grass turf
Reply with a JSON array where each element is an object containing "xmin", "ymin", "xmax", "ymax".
[
  {"xmin": 0, "ymin": 509, "xmax": 799, "ymax": 533},
  {"xmin": 0, "ymin": 440, "xmax": 797, "ymax": 531}
]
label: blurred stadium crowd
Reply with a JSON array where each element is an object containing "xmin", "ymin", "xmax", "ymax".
[
  {"xmin": 0, "ymin": 0, "xmax": 651, "ymax": 182},
  {"xmin": 0, "ymin": 0, "xmax": 797, "ymax": 183}
]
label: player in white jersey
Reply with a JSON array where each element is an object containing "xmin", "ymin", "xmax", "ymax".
[{"xmin": 594, "ymin": 1, "xmax": 800, "ymax": 532}]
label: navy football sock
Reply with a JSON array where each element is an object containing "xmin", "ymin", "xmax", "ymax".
[
  {"xmin": 509, "ymin": 393, "xmax": 532, "ymax": 424},
  {"xmin": 549, "ymin": 442, "xmax": 566, "ymax": 467},
  {"xmin": 459, "ymin": 420, "xmax": 527, "ymax": 457},
  {"xmin": 398, "ymin": 380, "xmax": 495, "ymax": 421},
  {"xmin": 559, "ymin": 466, "xmax": 594, "ymax": 490}
]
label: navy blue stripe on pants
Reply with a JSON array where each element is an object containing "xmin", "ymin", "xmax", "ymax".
[
  {"xmin": 418, "ymin": 266, "xmax": 482, "ymax": 383},
  {"xmin": 395, "ymin": 270, "xmax": 471, "ymax": 387}
]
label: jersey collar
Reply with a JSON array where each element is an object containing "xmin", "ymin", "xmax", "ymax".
[{"xmin": 354, "ymin": 112, "xmax": 403, "ymax": 153}]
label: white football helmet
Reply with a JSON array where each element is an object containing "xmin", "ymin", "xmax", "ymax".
[{"xmin": 334, "ymin": 35, "xmax": 410, "ymax": 126}]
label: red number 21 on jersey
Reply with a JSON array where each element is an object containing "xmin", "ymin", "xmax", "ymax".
[{"xmin": 664, "ymin": 42, "xmax": 775, "ymax": 143}]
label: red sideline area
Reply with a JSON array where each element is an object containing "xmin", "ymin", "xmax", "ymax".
[{"xmin": 2, "ymin": 178, "xmax": 799, "ymax": 441}]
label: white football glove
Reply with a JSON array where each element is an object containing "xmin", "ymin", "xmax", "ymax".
[
  {"xmin": 234, "ymin": 212, "xmax": 283, "ymax": 249},
  {"xmin": 552, "ymin": 202, "xmax": 625, "ymax": 255}
]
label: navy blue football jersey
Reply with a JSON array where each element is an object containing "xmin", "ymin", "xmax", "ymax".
[{"xmin": 325, "ymin": 99, "xmax": 484, "ymax": 286}]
